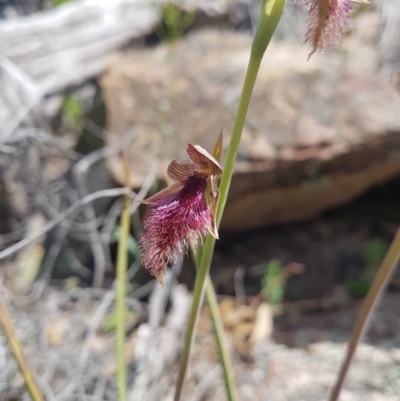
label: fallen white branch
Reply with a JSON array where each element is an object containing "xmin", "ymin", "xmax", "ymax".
[
  {"xmin": 0, "ymin": 0, "xmax": 160, "ymax": 94},
  {"xmin": 0, "ymin": 56, "xmax": 40, "ymax": 141}
]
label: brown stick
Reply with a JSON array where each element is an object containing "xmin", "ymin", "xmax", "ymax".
[
  {"xmin": 329, "ymin": 228, "xmax": 400, "ymax": 401},
  {"xmin": 0, "ymin": 294, "xmax": 45, "ymax": 401}
]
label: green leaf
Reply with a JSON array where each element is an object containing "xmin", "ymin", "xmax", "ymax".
[
  {"xmin": 61, "ymin": 95, "xmax": 84, "ymax": 131},
  {"xmin": 262, "ymin": 259, "xmax": 284, "ymax": 306},
  {"xmin": 112, "ymin": 225, "xmax": 139, "ymax": 259},
  {"xmin": 345, "ymin": 280, "xmax": 371, "ymax": 299},
  {"xmin": 155, "ymin": 4, "xmax": 195, "ymax": 42},
  {"xmin": 53, "ymin": 0, "xmax": 71, "ymax": 6},
  {"xmin": 103, "ymin": 307, "xmax": 132, "ymax": 333},
  {"xmin": 365, "ymin": 238, "xmax": 388, "ymax": 271}
]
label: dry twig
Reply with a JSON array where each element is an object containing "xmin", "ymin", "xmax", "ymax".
[
  {"xmin": 0, "ymin": 187, "xmax": 136, "ymax": 261},
  {"xmin": 73, "ymin": 130, "xmax": 136, "ymax": 288},
  {"xmin": 0, "ymin": 294, "xmax": 44, "ymax": 401}
]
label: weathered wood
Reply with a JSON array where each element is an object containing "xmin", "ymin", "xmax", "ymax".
[
  {"xmin": 0, "ymin": 56, "xmax": 39, "ymax": 141},
  {"xmin": 0, "ymin": 0, "xmax": 234, "ymax": 97},
  {"xmin": 0, "ymin": 0, "xmax": 160, "ymax": 95},
  {"xmin": 0, "ymin": 0, "xmax": 235, "ymax": 140}
]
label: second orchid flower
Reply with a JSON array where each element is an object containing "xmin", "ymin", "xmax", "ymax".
[{"xmin": 292, "ymin": 0, "xmax": 369, "ymax": 59}]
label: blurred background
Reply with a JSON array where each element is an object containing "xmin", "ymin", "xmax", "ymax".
[{"xmin": 0, "ymin": 0, "xmax": 400, "ymax": 400}]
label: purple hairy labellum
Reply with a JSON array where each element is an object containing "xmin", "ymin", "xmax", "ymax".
[
  {"xmin": 292, "ymin": 0, "xmax": 369, "ymax": 59},
  {"xmin": 139, "ymin": 144, "xmax": 222, "ymax": 284}
]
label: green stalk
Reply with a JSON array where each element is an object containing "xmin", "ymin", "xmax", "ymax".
[
  {"xmin": 329, "ymin": 228, "xmax": 400, "ymax": 401},
  {"xmin": 115, "ymin": 157, "xmax": 132, "ymax": 401},
  {"xmin": 174, "ymin": 1, "xmax": 287, "ymax": 400},
  {"xmin": 0, "ymin": 295, "xmax": 44, "ymax": 401},
  {"xmin": 190, "ymin": 246, "xmax": 237, "ymax": 401},
  {"xmin": 205, "ymin": 277, "xmax": 237, "ymax": 401}
]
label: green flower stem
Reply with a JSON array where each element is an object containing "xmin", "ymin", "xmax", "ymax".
[
  {"xmin": 174, "ymin": 236, "xmax": 218, "ymax": 401},
  {"xmin": 115, "ymin": 158, "xmax": 132, "ymax": 401},
  {"xmin": 329, "ymin": 228, "xmax": 400, "ymax": 401},
  {"xmin": 190, "ymin": 246, "xmax": 238, "ymax": 401},
  {"xmin": 174, "ymin": 1, "xmax": 287, "ymax": 400},
  {"xmin": 205, "ymin": 276, "xmax": 237, "ymax": 401}
]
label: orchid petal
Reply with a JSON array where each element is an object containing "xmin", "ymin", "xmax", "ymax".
[
  {"xmin": 205, "ymin": 175, "xmax": 220, "ymax": 239},
  {"xmin": 212, "ymin": 129, "xmax": 223, "ymax": 163},
  {"xmin": 292, "ymin": 0, "xmax": 353, "ymax": 59},
  {"xmin": 141, "ymin": 182, "xmax": 183, "ymax": 205},
  {"xmin": 187, "ymin": 144, "xmax": 222, "ymax": 177},
  {"xmin": 167, "ymin": 160, "xmax": 194, "ymax": 182}
]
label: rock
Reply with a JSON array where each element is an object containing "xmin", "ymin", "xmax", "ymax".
[
  {"xmin": 101, "ymin": 29, "xmax": 400, "ymax": 232},
  {"xmin": 378, "ymin": 1, "xmax": 400, "ymax": 85}
]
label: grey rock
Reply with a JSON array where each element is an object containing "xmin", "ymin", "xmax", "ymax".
[{"xmin": 101, "ymin": 29, "xmax": 400, "ymax": 231}]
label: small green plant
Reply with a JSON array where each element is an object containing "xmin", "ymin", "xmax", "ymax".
[
  {"xmin": 103, "ymin": 307, "xmax": 133, "ymax": 333},
  {"xmin": 261, "ymin": 259, "xmax": 285, "ymax": 306},
  {"xmin": 60, "ymin": 95, "xmax": 84, "ymax": 131},
  {"xmin": 345, "ymin": 238, "xmax": 389, "ymax": 298},
  {"xmin": 155, "ymin": 4, "xmax": 195, "ymax": 42},
  {"xmin": 365, "ymin": 238, "xmax": 388, "ymax": 273},
  {"xmin": 52, "ymin": 0, "xmax": 71, "ymax": 7},
  {"xmin": 111, "ymin": 224, "xmax": 140, "ymax": 266},
  {"xmin": 344, "ymin": 280, "xmax": 370, "ymax": 299}
]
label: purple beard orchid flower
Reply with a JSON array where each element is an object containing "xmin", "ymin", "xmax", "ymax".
[
  {"xmin": 139, "ymin": 144, "xmax": 222, "ymax": 283},
  {"xmin": 292, "ymin": 0, "xmax": 369, "ymax": 59}
]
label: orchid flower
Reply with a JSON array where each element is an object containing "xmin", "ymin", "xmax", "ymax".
[
  {"xmin": 139, "ymin": 144, "xmax": 222, "ymax": 283},
  {"xmin": 292, "ymin": 0, "xmax": 369, "ymax": 59}
]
